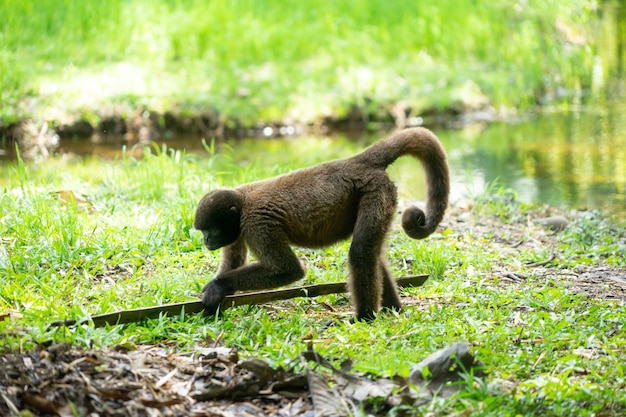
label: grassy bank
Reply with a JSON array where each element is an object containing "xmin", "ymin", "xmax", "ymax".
[
  {"xmin": 1, "ymin": 141, "xmax": 625, "ymax": 415},
  {"xmin": 1, "ymin": 0, "xmax": 599, "ymax": 130}
]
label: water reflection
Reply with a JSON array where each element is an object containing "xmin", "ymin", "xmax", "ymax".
[{"xmin": 448, "ymin": 108, "xmax": 625, "ymax": 219}]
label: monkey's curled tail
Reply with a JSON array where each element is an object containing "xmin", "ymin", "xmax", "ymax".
[{"xmin": 361, "ymin": 127, "xmax": 450, "ymax": 239}]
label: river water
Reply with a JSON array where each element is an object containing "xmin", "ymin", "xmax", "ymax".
[{"xmin": 441, "ymin": 106, "xmax": 626, "ymax": 220}]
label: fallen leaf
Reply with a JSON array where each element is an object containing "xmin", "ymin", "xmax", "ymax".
[{"xmin": 0, "ymin": 310, "xmax": 23, "ymax": 322}]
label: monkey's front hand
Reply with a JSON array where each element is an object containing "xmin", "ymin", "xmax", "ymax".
[{"xmin": 202, "ymin": 279, "xmax": 233, "ymax": 316}]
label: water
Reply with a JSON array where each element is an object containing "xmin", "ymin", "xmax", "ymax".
[{"xmin": 441, "ymin": 109, "xmax": 626, "ymax": 219}]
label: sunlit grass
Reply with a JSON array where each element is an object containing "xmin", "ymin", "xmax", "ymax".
[{"xmin": 0, "ymin": 0, "xmax": 599, "ymax": 126}]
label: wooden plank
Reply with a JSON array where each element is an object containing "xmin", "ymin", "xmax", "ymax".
[{"xmin": 49, "ymin": 274, "xmax": 428, "ymax": 328}]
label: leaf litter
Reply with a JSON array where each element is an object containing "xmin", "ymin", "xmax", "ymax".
[{"xmin": 0, "ymin": 342, "xmax": 484, "ymax": 416}]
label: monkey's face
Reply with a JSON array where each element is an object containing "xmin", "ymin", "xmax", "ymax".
[
  {"xmin": 201, "ymin": 227, "xmax": 236, "ymax": 250},
  {"xmin": 194, "ymin": 190, "xmax": 242, "ymax": 250}
]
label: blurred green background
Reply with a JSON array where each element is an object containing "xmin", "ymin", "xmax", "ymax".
[{"xmin": 0, "ymin": 0, "xmax": 606, "ymax": 127}]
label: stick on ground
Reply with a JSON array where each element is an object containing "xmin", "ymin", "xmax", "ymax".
[{"xmin": 49, "ymin": 275, "xmax": 428, "ymax": 328}]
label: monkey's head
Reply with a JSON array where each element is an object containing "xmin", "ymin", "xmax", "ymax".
[{"xmin": 194, "ymin": 189, "xmax": 243, "ymax": 250}]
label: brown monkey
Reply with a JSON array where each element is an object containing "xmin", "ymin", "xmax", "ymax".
[{"xmin": 194, "ymin": 127, "xmax": 449, "ymax": 321}]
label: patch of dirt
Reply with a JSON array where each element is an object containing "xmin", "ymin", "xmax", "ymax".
[
  {"xmin": 442, "ymin": 203, "xmax": 626, "ymax": 301},
  {"xmin": 533, "ymin": 266, "xmax": 626, "ymax": 301}
]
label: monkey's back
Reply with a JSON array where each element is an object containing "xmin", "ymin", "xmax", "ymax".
[{"xmin": 238, "ymin": 158, "xmax": 392, "ymax": 248}]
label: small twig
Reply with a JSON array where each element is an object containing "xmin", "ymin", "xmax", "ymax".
[
  {"xmin": 531, "ymin": 350, "xmax": 547, "ymax": 369},
  {"xmin": 502, "ymin": 272, "xmax": 527, "ymax": 282},
  {"xmin": 49, "ymin": 275, "xmax": 428, "ymax": 328},
  {"xmin": 213, "ymin": 330, "xmax": 225, "ymax": 348},
  {"xmin": 525, "ymin": 254, "xmax": 555, "ymax": 268},
  {"xmin": 155, "ymin": 368, "xmax": 178, "ymax": 389},
  {"xmin": 63, "ymin": 357, "xmax": 87, "ymax": 372},
  {"xmin": 1, "ymin": 391, "xmax": 19, "ymax": 415}
]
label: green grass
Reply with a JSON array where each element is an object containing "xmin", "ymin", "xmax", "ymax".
[
  {"xmin": 0, "ymin": 0, "xmax": 599, "ymax": 126},
  {"xmin": 1, "ymin": 140, "xmax": 625, "ymax": 415}
]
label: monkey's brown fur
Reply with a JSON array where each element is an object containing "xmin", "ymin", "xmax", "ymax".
[{"xmin": 194, "ymin": 127, "xmax": 450, "ymax": 321}]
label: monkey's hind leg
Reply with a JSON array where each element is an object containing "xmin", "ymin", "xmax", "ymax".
[
  {"xmin": 348, "ymin": 194, "xmax": 396, "ymax": 321},
  {"xmin": 380, "ymin": 260, "xmax": 402, "ymax": 312},
  {"xmin": 347, "ymin": 250, "xmax": 382, "ymax": 321}
]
